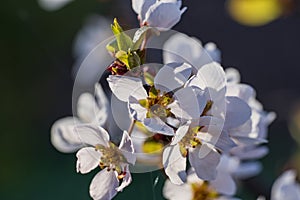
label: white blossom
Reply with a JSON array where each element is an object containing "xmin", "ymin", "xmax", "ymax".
[
  {"xmin": 258, "ymin": 170, "xmax": 300, "ymax": 200},
  {"xmin": 163, "ymin": 166, "xmax": 240, "ymax": 200},
  {"xmin": 132, "ymin": 0, "xmax": 187, "ymax": 31},
  {"xmin": 107, "ymin": 62, "xmax": 206, "ymax": 136},
  {"xmin": 163, "ymin": 121, "xmax": 221, "ymax": 183},
  {"xmin": 75, "ymin": 125, "xmax": 136, "ymax": 200},
  {"xmin": 51, "ymin": 83, "xmax": 108, "ymax": 153},
  {"xmin": 271, "ymin": 170, "xmax": 300, "ymax": 200}
]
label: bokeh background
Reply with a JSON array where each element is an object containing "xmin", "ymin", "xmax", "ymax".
[{"xmin": 1, "ymin": 0, "xmax": 300, "ymax": 199}]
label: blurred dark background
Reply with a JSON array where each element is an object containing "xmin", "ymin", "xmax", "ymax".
[{"xmin": 1, "ymin": 0, "xmax": 300, "ymax": 199}]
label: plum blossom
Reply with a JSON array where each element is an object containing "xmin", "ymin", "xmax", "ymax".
[
  {"xmin": 258, "ymin": 170, "xmax": 300, "ymax": 200},
  {"xmin": 107, "ymin": 62, "xmax": 206, "ymax": 136},
  {"xmin": 163, "ymin": 166, "xmax": 240, "ymax": 200},
  {"xmin": 75, "ymin": 125, "xmax": 136, "ymax": 200},
  {"xmin": 51, "ymin": 83, "xmax": 108, "ymax": 153},
  {"xmin": 131, "ymin": 0, "xmax": 187, "ymax": 31}
]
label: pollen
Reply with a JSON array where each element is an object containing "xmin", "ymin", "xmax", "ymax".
[
  {"xmin": 139, "ymin": 86, "xmax": 174, "ymax": 119},
  {"xmin": 95, "ymin": 142, "xmax": 127, "ymax": 175},
  {"xmin": 179, "ymin": 126, "xmax": 202, "ymax": 157}
]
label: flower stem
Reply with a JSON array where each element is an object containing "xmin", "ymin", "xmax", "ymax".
[{"xmin": 127, "ymin": 119, "xmax": 136, "ymax": 136}]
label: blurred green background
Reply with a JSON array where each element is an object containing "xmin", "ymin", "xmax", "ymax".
[{"xmin": 1, "ymin": 0, "xmax": 300, "ymax": 199}]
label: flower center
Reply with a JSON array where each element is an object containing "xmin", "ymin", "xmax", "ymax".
[
  {"xmin": 139, "ymin": 87, "xmax": 174, "ymax": 119},
  {"xmin": 179, "ymin": 126, "xmax": 202, "ymax": 157},
  {"xmin": 191, "ymin": 181, "xmax": 219, "ymax": 200},
  {"xmin": 95, "ymin": 142, "xmax": 127, "ymax": 175}
]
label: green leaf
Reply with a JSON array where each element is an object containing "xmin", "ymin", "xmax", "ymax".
[
  {"xmin": 106, "ymin": 39, "xmax": 119, "ymax": 53},
  {"xmin": 111, "ymin": 18, "xmax": 133, "ymax": 51}
]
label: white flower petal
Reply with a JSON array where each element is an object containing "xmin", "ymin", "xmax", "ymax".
[
  {"xmin": 76, "ymin": 147, "xmax": 101, "ymax": 174},
  {"xmin": 128, "ymin": 95, "xmax": 148, "ymax": 121},
  {"xmin": 74, "ymin": 125, "xmax": 110, "ymax": 147},
  {"xmin": 89, "ymin": 170, "xmax": 119, "ymax": 200},
  {"xmin": 132, "ymin": 0, "xmax": 145, "ymax": 14},
  {"xmin": 233, "ymin": 162, "xmax": 262, "ymax": 179},
  {"xmin": 163, "ymin": 144, "xmax": 187, "ymax": 185},
  {"xmin": 77, "ymin": 83, "xmax": 108, "ymax": 124},
  {"xmin": 231, "ymin": 146, "xmax": 269, "ymax": 160},
  {"xmin": 211, "ymin": 172, "xmax": 236, "ymax": 196},
  {"xmin": 119, "ymin": 131, "xmax": 136, "ymax": 165},
  {"xmin": 132, "ymin": 0, "xmax": 156, "ymax": 20},
  {"xmin": 214, "ymin": 130, "xmax": 237, "ymax": 153},
  {"xmin": 190, "ymin": 62, "xmax": 226, "ymax": 92},
  {"xmin": 204, "ymin": 42, "xmax": 221, "ymax": 63},
  {"xmin": 94, "ymin": 83, "xmax": 109, "ymax": 123},
  {"xmin": 163, "ymin": 179, "xmax": 192, "ymax": 200},
  {"xmin": 154, "ymin": 63, "xmax": 192, "ymax": 93},
  {"xmin": 51, "ymin": 117, "xmax": 83, "ymax": 153},
  {"xmin": 225, "ymin": 97, "xmax": 251, "ymax": 129},
  {"xmin": 226, "ymin": 84, "xmax": 255, "ymax": 103},
  {"xmin": 38, "ymin": 0, "xmax": 73, "ymax": 11},
  {"xmin": 169, "ymin": 87, "xmax": 205, "ymax": 120},
  {"xmin": 143, "ymin": 117, "xmax": 174, "ymax": 135},
  {"xmin": 77, "ymin": 93, "xmax": 99, "ymax": 123},
  {"xmin": 116, "ymin": 168, "xmax": 132, "ymax": 192},
  {"xmin": 171, "ymin": 122, "xmax": 190, "ymax": 145},
  {"xmin": 107, "ymin": 75, "xmax": 148, "ymax": 102},
  {"xmin": 225, "ymin": 68, "xmax": 241, "ymax": 84},
  {"xmin": 189, "ymin": 144, "xmax": 220, "ymax": 181},
  {"xmin": 271, "ymin": 170, "xmax": 300, "ymax": 200},
  {"xmin": 144, "ymin": 2, "xmax": 186, "ymax": 31},
  {"xmin": 163, "ymin": 33, "xmax": 204, "ymax": 69}
]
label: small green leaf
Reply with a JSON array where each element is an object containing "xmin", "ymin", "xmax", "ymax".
[
  {"xmin": 111, "ymin": 18, "xmax": 133, "ymax": 51},
  {"xmin": 106, "ymin": 39, "xmax": 119, "ymax": 53}
]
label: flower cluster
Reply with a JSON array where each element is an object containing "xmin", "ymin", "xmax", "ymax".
[{"xmin": 51, "ymin": 0, "xmax": 279, "ymax": 199}]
